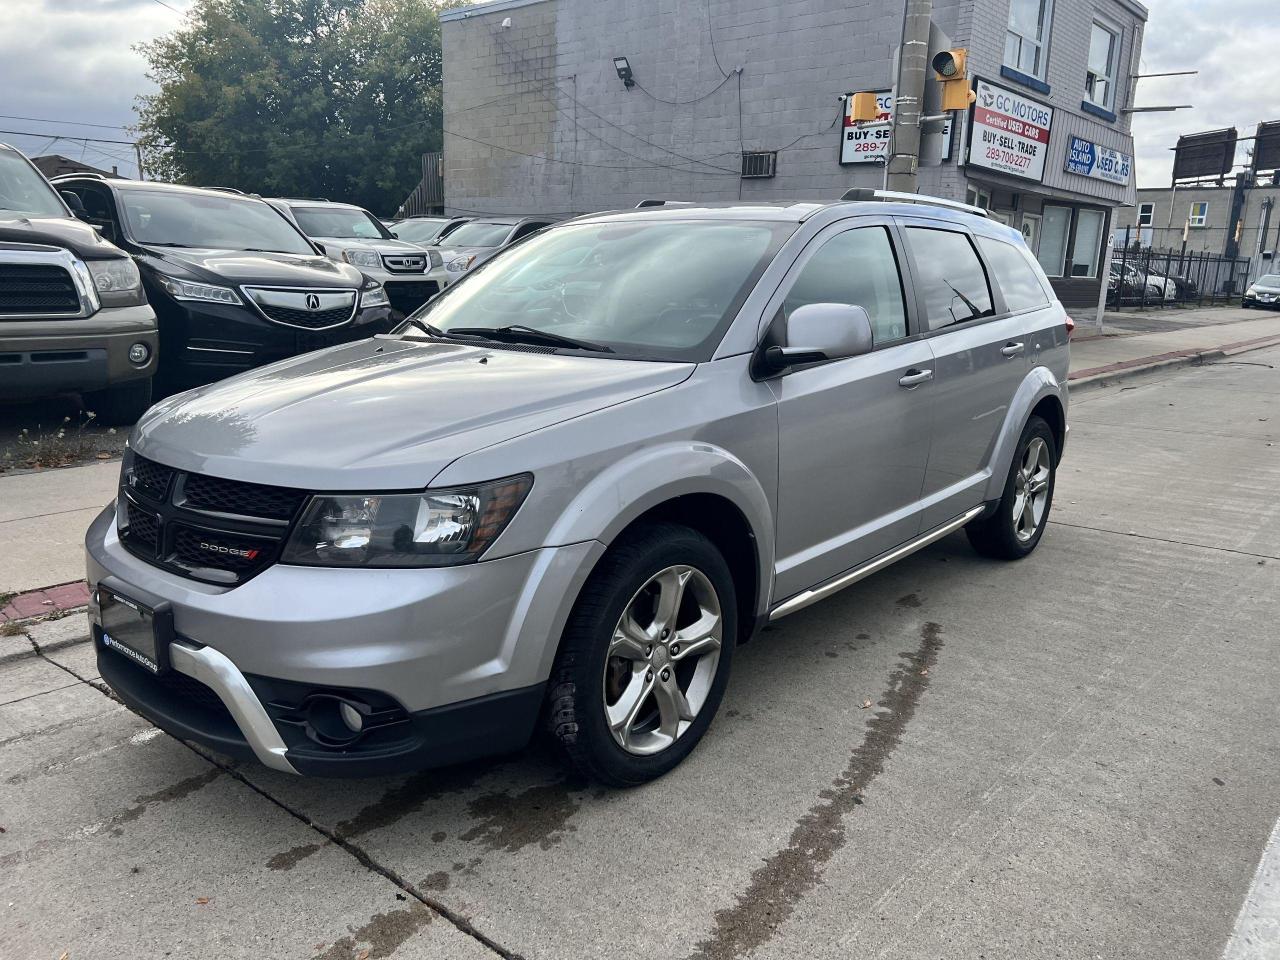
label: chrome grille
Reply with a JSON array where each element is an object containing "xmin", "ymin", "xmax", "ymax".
[
  {"xmin": 0, "ymin": 245, "xmax": 95, "ymax": 319},
  {"xmin": 381, "ymin": 254, "xmax": 426, "ymax": 273},
  {"xmin": 241, "ymin": 286, "xmax": 357, "ymax": 331}
]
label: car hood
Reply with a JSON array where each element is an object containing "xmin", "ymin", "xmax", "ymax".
[
  {"xmin": 313, "ymin": 236, "xmax": 425, "ymax": 256},
  {"xmin": 0, "ymin": 214, "xmax": 127, "ymax": 260},
  {"xmin": 131, "ymin": 337, "xmax": 695, "ymax": 489},
  {"xmin": 1250, "ymin": 281, "xmax": 1280, "ymax": 293},
  {"xmin": 137, "ymin": 246, "xmax": 365, "ymax": 287}
]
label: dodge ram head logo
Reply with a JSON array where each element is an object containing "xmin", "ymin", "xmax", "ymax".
[{"xmin": 305, "ymin": 293, "xmax": 321, "ymax": 311}]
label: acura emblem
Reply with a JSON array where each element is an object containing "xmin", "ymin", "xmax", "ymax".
[{"xmin": 305, "ymin": 293, "xmax": 321, "ymax": 310}]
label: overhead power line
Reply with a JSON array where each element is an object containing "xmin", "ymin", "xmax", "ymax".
[
  {"xmin": 0, "ymin": 128, "xmax": 136, "ymax": 145},
  {"xmin": 0, "ymin": 114, "xmax": 134, "ymax": 132}
]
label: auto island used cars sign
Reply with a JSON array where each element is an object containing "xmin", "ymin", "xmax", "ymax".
[
  {"xmin": 1064, "ymin": 136, "xmax": 1131, "ymax": 186},
  {"xmin": 967, "ymin": 79, "xmax": 1053, "ymax": 182},
  {"xmin": 841, "ymin": 91, "xmax": 951, "ymax": 164}
]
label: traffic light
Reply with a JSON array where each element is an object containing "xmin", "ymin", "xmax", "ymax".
[
  {"xmin": 849, "ymin": 91, "xmax": 880, "ymax": 123},
  {"xmin": 931, "ymin": 48, "xmax": 976, "ymax": 112}
]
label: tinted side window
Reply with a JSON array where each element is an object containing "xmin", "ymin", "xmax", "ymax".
[
  {"xmin": 905, "ymin": 228, "xmax": 994, "ymax": 331},
  {"xmin": 783, "ymin": 226, "xmax": 907, "ymax": 344},
  {"xmin": 976, "ymin": 235, "xmax": 1050, "ymax": 312}
]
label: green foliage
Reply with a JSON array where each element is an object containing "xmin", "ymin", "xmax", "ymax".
[{"xmin": 135, "ymin": 0, "xmax": 445, "ymax": 214}]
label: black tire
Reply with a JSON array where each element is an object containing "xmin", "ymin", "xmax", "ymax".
[
  {"xmin": 545, "ymin": 522, "xmax": 737, "ymax": 787},
  {"xmin": 966, "ymin": 415, "xmax": 1057, "ymax": 560},
  {"xmin": 83, "ymin": 377, "xmax": 153, "ymax": 427}
]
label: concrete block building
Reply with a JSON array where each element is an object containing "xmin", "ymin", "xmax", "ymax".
[{"xmin": 440, "ymin": 0, "xmax": 1148, "ymax": 318}]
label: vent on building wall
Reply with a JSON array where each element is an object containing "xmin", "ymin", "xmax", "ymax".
[{"xmin": 740, "ymin": 151, "xmax": 777, "ymax": 179}]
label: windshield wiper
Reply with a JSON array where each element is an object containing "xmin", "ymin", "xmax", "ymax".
[
  {"xmin": 446, "ymin": 324, "xmax": 613, "ymax": 353},
  {"xmin": 400, "ymin": 317, "xmax": 447, "ymax": 339},
  {"xmin": 943, "ymin": 279, "xmax": 985, "ymax": 323}
]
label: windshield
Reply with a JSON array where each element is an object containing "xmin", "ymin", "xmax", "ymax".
[
  {"xmin": 392, "ymin": 218, "xmax": 449, "ymax": 243},
  {"xmin": 405, "ymin": 219, "xmax": 791, "ymax": 361},
  {"xmin": 292, "ymin": 205, "xmax": 392, "ymax": 240},
  {"xmin": 120, "ymin": 190, "xmax": 316, "ymax": 253},
  {"xmin": 0, "ymin": 149, "xmax": 67, "ymax": 219},
  {"xmin": 443, "ymin": 221, "xmax": 513, "ymax": 248}
]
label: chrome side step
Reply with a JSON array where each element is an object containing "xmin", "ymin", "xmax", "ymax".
[{"xmin": 769, "ymin": 506, "xmax": 984, "ymax": 621}]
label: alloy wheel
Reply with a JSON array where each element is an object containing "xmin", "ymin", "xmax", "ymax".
[
  {"xmin": 602, "ymin": 564, "xmax": 723, "ymax": 756},
  {"xmin": 1012, "ymin": 436, "xmax": 1051, "ymax": 543}
]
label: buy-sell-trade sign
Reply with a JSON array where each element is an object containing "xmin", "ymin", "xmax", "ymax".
[
  {"xmin": 966, "ymin": 78, "xmax": 1053, "ymax": 182},
  {"xmin": 840, "ymin": 91, "xmax": 952, "ymax": 165}
]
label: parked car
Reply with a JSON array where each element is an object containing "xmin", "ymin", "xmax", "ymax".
[
  {"xmin": 86, "ymin": 191, "xmax": 1070, "ymax": 785},
  {"xmin": 1242, "ymin": 274, "xmax": 1280, "ymax": 309},
  {"xmin": 52, "ymin": 177, "xmax": 394, "ymax": 392},
  {"xmin": 1108, "ymin": 261, "xmax": 1162, "ymax": 305},
  {"xmin": 1150, "ymin": 267, "xmax": 1197, "ymax": 301},
  {"xmin": 267, "ymin": 198, "xmax": 443, "ymax": 317},
  {"xmin": 430, "ymin": 216, "xmax": 558, "ymax": 288},
  {"xmin": 0, "ymin": 143, "xmax": 157, "ymax": 423},
  {"xmin": 388, "ymin": 215, "xmax": 470, "ymax": 247}
]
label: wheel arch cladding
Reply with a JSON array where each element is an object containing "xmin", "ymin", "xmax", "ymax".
[{"xmin": 982, "ymin": 367, "xmax": 1067, "ymax": 503}]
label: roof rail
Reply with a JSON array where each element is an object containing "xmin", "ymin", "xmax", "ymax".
[
  {"xmin": 51, "ymin": 172, "xmax": 109, "ymax": 182},
  {"xmin": 206, "ymin": 186, "xmax": 247, "ymax": 195},
  {"xmin": 277, "ymin": 196, "xmax": 331, "ymax": 202},
  {"xmin": 634, "ymin": 199, "xmax": 693, "ymax": 208},
  {"xmin": 839, "ymin": 188, "xmax": 988, "ymax": 218}
]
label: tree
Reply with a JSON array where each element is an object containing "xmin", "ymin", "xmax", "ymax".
[{"xmin": 135, "ymin": 0, "xmax": 445, "ymax": 214}]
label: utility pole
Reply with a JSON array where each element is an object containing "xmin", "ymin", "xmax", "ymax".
[
  {"xmin": 885, "ymin": 0, "xmax": 933, "ymax": 192},
  {"xmin": 134, "ymin": 142, "xmax": 147, "ymax": 182}
]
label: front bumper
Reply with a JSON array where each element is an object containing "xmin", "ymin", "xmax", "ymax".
[
  {"xmin": 1243, "ymin": 295, "xmax": 1280, "ymax": 309},
  {"xmin": 85, "ymin": 504, "xmax": 600, "ymax": 776},
  {"xmin": 0, "ymin": 303, "xmax": 158, "ymax": 398}
]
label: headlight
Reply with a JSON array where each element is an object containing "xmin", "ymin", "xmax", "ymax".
[
  {"xmin": 343, "ymin": 249, "xmax": 382, "ymax": 269},
  {"xmin": 88, "ymin": 258, "xmax": 145, "ymax": 307},
  {"xmin": 360, "ymin": 283, "xmax": 390, "ymax": 309},
  {"xmin": 428, "ymin": 250, "xmax": 443, "ymax": 269},
  {"xmin": 446, "ymin": 255, "xmax": 476, "ymax": 273},
  {"xmin": 281, "ymin": 474, "xmax": 533, "ymax": 567},
  {"xmin": 157, "ymin": 276, "xmax": 242, "ymax": 305},
  {"xmin": 1247, "ymin": 287, "xmax": 1259, "ymax": 296}
]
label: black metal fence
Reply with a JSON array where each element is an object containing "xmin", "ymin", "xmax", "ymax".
[{"xmin": 1109, "ymin": 241, "xmax": 1252, "ymax": 310}]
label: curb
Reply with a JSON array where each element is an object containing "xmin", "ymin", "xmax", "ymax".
[
  {"xmin": 0, "ymin": 579, "xmax": 91, "ymax": 623},
  {"xmin": 1068, "ymin": 332, "xmax": 1280, "ymax": 392}
]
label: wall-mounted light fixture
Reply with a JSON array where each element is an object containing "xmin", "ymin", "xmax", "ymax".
[{"xmin": 613, "ymin": 57, "xmax": 635, "ymax": 88}]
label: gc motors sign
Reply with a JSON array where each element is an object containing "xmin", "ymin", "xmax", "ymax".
[
  {"xmin": 841, "ymin": 91, "xmax": 952, "ymax": 165},
  {"xmin": 966, "ymin": 79, "xmax": 1053, "ymax": 182}
]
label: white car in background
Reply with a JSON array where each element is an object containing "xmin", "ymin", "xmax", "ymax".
[{"xmin": 268, "ymin": 198, "xmax": 443, "ymax": 316}]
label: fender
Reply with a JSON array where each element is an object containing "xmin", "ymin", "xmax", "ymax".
[
  {"xmin": 983, "ymin": 364, "xmax": 1066, "ymax": 504},
  {"xmin": 544, "ymin": 440, "xmax": 776, "ymax": 618}
]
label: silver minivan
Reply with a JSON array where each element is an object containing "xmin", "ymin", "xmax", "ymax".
[{"xmin": 86, "ymin": 191, "xmax": 1070, "ymax": 786}]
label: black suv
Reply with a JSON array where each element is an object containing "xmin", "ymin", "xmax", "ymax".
[{"xmin": 53, "ymin": 177, "xmax": 395, "ymax": 392}]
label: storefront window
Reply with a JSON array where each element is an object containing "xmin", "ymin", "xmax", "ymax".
[
  {"xmin": 1038, "ymin": 205, "xmax": 1071, "ymax": 278},
  {"xmin": 1071, "ymin": 209, "xmax": 1106, "ymax": 278}
]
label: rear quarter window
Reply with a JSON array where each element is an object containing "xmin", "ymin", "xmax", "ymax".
[{"xmin": 977, "ymin": 235, "xmax": 1051, "ymax": 313}]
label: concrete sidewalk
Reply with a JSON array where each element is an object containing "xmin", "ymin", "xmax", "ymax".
[{"xmin": 1, "ymin": 305, "xmax": 1279, "ymax": 600}]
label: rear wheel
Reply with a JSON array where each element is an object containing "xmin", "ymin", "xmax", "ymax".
[
  {"xmin": 545, "ymin": 522, "xmax": 736, "ymax": 786},
  {"xmin": 83, "ymin": 377, "xmax": 153, "ymax": 427},
  {"xmin": 966, "ymin": 415, "xmax": 1056, "ymax": 560}
]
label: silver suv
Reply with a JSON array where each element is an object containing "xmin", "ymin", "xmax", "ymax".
[{"xmin": 86, "ymin": 191, "xmax": 1070, "ymax": 786}]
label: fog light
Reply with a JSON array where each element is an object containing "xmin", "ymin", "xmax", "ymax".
[
  {"xmin": 128, "ymin": 342, "xmax": 150, "ymax": 365},
  {"xmin": 339, "ymin": 701, "xmax": 364, "ymax": 733}
]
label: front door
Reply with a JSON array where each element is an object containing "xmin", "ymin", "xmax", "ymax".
[{"xmin": 768, "ymin": 221, "xmax": 936, "ymax": 602}]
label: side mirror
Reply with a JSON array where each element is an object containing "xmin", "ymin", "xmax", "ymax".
[
  {"xmin": 60, "ymin": 190, "xmax": 87, "ymax": 218},
  {"xmin": 762, "ymin": 303, "xmax": 875, "ymax": 374}
]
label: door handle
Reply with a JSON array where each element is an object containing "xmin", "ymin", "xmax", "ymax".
[
  {"xmin": 1001, "ymin": 342, "xmax": 1025, "ymax": 358},
  {"xmin": 898, "ymin": 368, "xmax": 934, "ymax": 388}
]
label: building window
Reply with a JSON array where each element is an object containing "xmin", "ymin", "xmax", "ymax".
[
  {"xmin": 740, "ymin": 151, "xmax": 777, "ymax": 178},
  {"xmin": 1137, "ymin": 202, "xmax": 1154, "ymax": 227},
  {"xmin": 965, "ymin": 186, "xmax": 991, "ymax": 210},
  {"xmin": 1085, "ymin": 22, "xmax": 1119, "ymax": 109},
  {"xmin": 1071, "ymin": 209, "xmax": 1106, "ymax": 278},
  {"xmin": 1005, "ymin": 0, "xmax": 1053, "ymax": 79},
  {"xmin": 1038, "ymin": 205, "xmax": 1071, "ymax": 278},
  {"xmin": 1189, "ymin": 202, "xmax": 1209, "ymax": 227}
]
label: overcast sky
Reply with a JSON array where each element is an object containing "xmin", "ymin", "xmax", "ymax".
[{"xmin": 2, "ymin": 0, "xmax": 1274, "ymax": 187}]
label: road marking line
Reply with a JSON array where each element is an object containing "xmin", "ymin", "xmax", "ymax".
[{"xmin": 1223, "ymin": 814, "xmax": 1280, "ymax": 959}]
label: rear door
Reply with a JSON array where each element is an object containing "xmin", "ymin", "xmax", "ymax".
[
  {"xmin": 768, "ymin": 219, "xmax": 936, "ymax": 601},
  {"xmin": 899, "ymin": 220, "xmax": 1045, "ymax": 529}
]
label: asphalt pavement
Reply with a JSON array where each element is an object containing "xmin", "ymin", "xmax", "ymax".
[{"xmin": 3, "ymin": 346, "xmax": 1280, "ymax": 959}]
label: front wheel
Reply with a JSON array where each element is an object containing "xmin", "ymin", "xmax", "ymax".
[
  {"xmin": 966, "ymin": 415, "xmax": 1057, "ymax": 560},
  {"xmin": 545, "ymin": 522, "xmax": 736, "ymax": 786}
]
